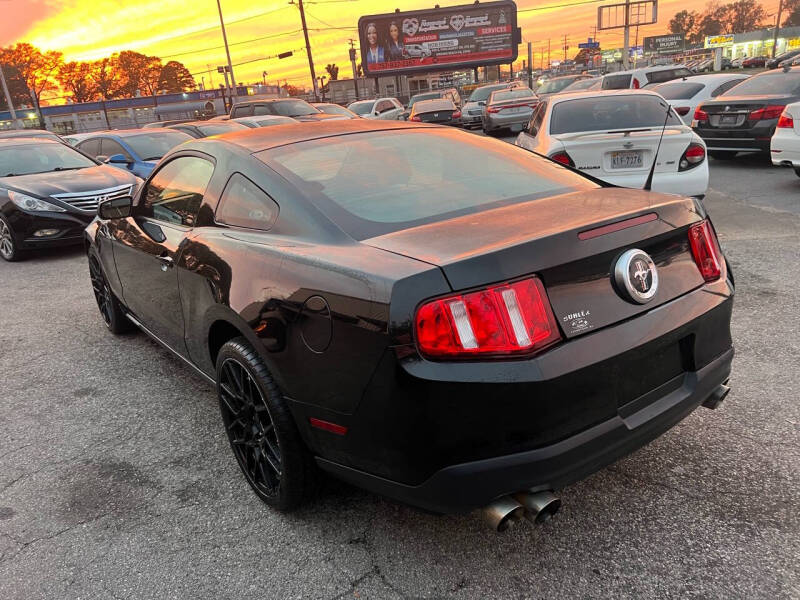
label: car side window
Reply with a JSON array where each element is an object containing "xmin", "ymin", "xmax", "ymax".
[
  {"xmin": 78, "ymin": 138, "xmax": 101, "ymax": 157},
  {"xmin": 101, "ymin": 139, "xmax": 132, "ymax": 160},
  {"xmin": 215, "ymin": 173, "xmax": 279, "ymax": 231},
  {"xmin": 377, "ymin": 100, "xmax": 393, "ymax": 113},
  {"xmin": 253, "ymin": 105, "xmax": 275, "ymax": 116},
  {"xmin": 232, "ymin": 105, "xmax": 254, "ymax": 118},
  {"xmin": 140, "ymin": 156, "xmax": 214, "ymax": 227}
]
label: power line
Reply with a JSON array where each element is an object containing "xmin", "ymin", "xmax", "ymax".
[
  {"xmin": 519, "ymin": 0, "xmax": 613, "ymax": 12},
  {"xmin": 161, "ymin": 29, "xmax": 303, "ymax": 60}
]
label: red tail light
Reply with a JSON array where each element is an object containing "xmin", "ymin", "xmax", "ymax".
[
  {"xmin": 415, "ymin": 277, "xmax": 561, "ymax": 358},
  {"xmin": 688, "ymin": 221, "xmax": 723, "ymax": 282},
  {"xmin": 675, "ymin": 106, "xmax": 691, "ymax": 116},
  {"xmin": 487, "ymin": 106, "xmax": 500, "ymax": 113},
  {"xmin": 679, "ymin": 142, "xmax": 706, "ymax": 171},
  {"xmin": 693, "ymin": 107, "xmax": 709, "ymax": 122},
  {"xmin": 749, "ymin": 105, "xmax": 785, "ymax": 120},
  {"xmin": 777, "ymin": 112, "xmax": 794, "ymax": 128},
  {"xmin": 452, "ymin": 110, "xmax": 461, "ymax": 119},
  {"xmin": 549, "ymin": 151, "xmax": 575, "ymax": 167},
  {"xmin": 632, "ymin": 78, "xmax": 640, "ymax": 89},
  {"xmin": 410, "ymin": 115, "xmax": 421, "ymax": 121}
]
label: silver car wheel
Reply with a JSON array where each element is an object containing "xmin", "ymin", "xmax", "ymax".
[{"xmin": 0, "ymin": 219, "xmax": 13, "ymax": 260}]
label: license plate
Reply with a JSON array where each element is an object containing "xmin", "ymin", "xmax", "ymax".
[
  {"xmin": 610, "ymin": 151, "xmax": 643, "ymax": 169},
  {"xmin": 720, "ymin": 115, "xmax": 738, "ymax": 125},
  {"xmin": 503, "ymin": 107, "xmax": 525, "ymax": 114}
]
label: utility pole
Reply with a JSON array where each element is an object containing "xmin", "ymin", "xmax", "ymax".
[
  {"xmin": 623, "ymin": 0, "xmax": 631, "ymax": 69},
  {"xmin": 563, "ymin": 34, "xmax": 569, "ymax": 62},
  {"xmin": 218, "ymin": 66, "xmax": 232, "ymax": 112},
  {"xmin": 216, "ymin": 0, "xmax": 238, "ymax": 105},
  {"xmin": 207, "ymin": 64, "xmax": 214, "ymax": 88},
  {"xmin": 295, "ymin": 0, "xmax": 319, "ymax": 101},
  {"xmin": 527, "ymin": 42, "xmax": 533, "ymax": 88},
  {"xmin": 773, "ymin": 0, "xmax": 784, "ymax": 58},
  {"xmin": 349, "ymin": 39, "xmax": 359, "ymax": 101},
  {"xmin": 547, "ymin": 39, "xmax": 551, "ymax": 70},
  {"xmin": 0, "ymin": 65, "xmax": 21, "ymax": 129}
]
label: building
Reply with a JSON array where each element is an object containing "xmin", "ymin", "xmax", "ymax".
[
  {"xmin": 0, "ymin": 84, "xmax": 285, "ymax": 133},
  {"xmin": 705, "ymin": 26, "xmax": 800, "ymax": 59}
]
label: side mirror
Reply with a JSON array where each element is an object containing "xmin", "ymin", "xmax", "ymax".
[
  {"xmin": 107, "ymin": 153, "xmax": 129, "ymax": 164},
  {"xmin": 98, "ymin": 195, "xmax": 132, "ymax": 219},
  {"xmin": 96, "ymin": 154, "xmax": 109, "ymax": 163}
]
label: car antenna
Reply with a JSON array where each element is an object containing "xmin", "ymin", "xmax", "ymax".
[{"xmin": 644, "ymin": 100, "xmax": 673, "ymax": 192}]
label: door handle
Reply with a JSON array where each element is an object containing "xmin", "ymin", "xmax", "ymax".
[{"xmin": 157, "ymin": 254, "xmax": 174, "ymax": 271}]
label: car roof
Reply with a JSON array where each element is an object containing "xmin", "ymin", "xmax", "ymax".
[
  {"xmin": 546, "ymin": 89, "xmax": 663, "ymax": 105},
  {"xmin": 236, "ymin": 98, "xmax": 305, "ymax": 106},
  {"xmin": 0, "ymin": 137, "xmax": 61, "ymax": 146},
  {"xmin": 607, "ymin": 64, "xmax": 687, "ymax": 76},
  {"xmin": 0, "ymin": 129, "xmax": 60, "ymax": 138},
  {"xmin": 191, "ymin": 120, "xmax": 434, "ymax": 153},
  {"xmin": 654, "ymin": 73, "xmax": 749, "ymax": 86}
]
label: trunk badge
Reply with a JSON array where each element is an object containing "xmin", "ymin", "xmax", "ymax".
[
  {"xmin": 614, "ymin": 249, "xmax": 659, "ymax": 304},
  {"xmin": 623, "ymin": 141, "xmax": 634, "ymax": 149}
]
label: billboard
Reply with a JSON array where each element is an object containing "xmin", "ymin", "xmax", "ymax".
[
  {"xmin": 358, "ymin": 0, "xmax": 518, "ymax": 77},
  {"xmin": 644, "ymin": 33, "xmax": 685, "ymax": 54}
]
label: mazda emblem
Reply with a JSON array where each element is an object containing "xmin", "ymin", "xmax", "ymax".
[{"xmin": 614, "ymin": 249, "xmax": 659, "ymax": 304}]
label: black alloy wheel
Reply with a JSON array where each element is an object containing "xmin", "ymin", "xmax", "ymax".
[
  {"xmin": 88, "ymin": 255, "xmax": 133, "ymax": 334},
  {"xmin": 0, "ymin": 215, "xmax": 21, "ymax": 262},
  {"xmin": 216, "ymin": 338, "xmax": 315, "ymax": 510}
]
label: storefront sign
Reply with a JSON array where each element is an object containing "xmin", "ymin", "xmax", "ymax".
[{"xmin": 705, "ymin": 34, "xmax": 734, "ymax": 48}]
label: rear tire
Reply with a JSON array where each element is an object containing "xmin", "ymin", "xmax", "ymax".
[
  {"xmin": 0, "ymin": 214, "xmax": 24, "ymax": 262},
  {"xmin": 216, "ymin": 337, "xmax": 316, "ymax": 511},
  {"xmin": 709, "ymin": 151, "xmax": 737, "ymax": 160},
  {"xmin": 794, "ymin": 167, "xmax": 800, "ymax": 178}
]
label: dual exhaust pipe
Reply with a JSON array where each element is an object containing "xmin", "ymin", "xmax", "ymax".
[{"xmin": 482, "ymin": 490, "xmax": 561, "ymax": 532}]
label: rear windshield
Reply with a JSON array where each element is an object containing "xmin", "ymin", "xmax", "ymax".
[
  {"xmin": 261, "ymin": 100, "xmax": 320, "ymax": 117},
  {"xmin": 652, "ymin": 81, "xmax": 704, "ymax": 99},
  {"xmin": 646, "ymin": 68, "xmax": 692, "ymax": 84},
  {"xmin": 197, "ymin": 122, "xmax": 248, "ymax": 136},
  {"xmin": 124, "ymin": 131, "xmax": 192, "ymax": 160},
  {"xmin": 408, "ymin": 93, "xmax": 440, "ymax": 107},
  {"xmin": 550, "ymin": 95, "xmax": 682, "ymax": 135},
  {"xmin": 721, "ymin": 71, "xmax": 800, "ymax": 96},
  {"xmin": 413, "ymin": 99, "xmax": 455, "ymax": 113},
  {"xmin": 491, "ymin": 89, "xmax": 535, "ymax": 103},
  {"xmin": 0, "ymin": 142, "xmax": 96, "ymax": 177},
  {"xmin": 348, "ymin": 101, "xmax": 374, "ymax": 115},
  {"xmin": 602, "ymin": 74, "xmax": 633, "ymax": 89},
  {"xmin": 468, "ymin": 85, "xmax": 507, "ymax": 102},
  {"xmin": 261, "ymin": 129, "xmax": 595, "ymax": 239},
  {"xmin": 561, "ymin": 78, "xmax": 600, "ymax": 92},
  {"xmin": 538, "ymin": 78, "xmax": 581, "ymax": 95}
]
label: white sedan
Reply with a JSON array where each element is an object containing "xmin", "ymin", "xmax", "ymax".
[
  {"xmin": 347, "ymin": 98, "xmax": 405, "ymax": 120},
  {"xmin": 649, "ymin": 73, "xmax": 750, "ymax": 124},
  {"xmin": 514, "ymin": 90, "xmax": 709, "ymax": 198},
  {"xmin": 770, "ymin": 102, "xmax": 800, "ymax": 177}
]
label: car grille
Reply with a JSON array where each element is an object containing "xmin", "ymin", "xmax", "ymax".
[{"xmin": 50, "ymin": 184, "xmax": 133, "ymax": 213}]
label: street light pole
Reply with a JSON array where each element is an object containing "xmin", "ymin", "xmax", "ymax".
[
  {"xmin": 216, "ymin": 0, "xmax": 238, "ymax": 105},
  {"xmin": 773, "ymin": 0, "xmax": 784, "ymax": 59},
  {"xmin": 0, "ymin": 65, "xmax": 21, "ymax": 129}
]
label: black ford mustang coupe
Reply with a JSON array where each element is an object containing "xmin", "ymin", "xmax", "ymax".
[
  {"xmin": 1, "ymin": 137, "xmax": 139, "ymax": 261},
  {"xmin": 85, "ymin": 121, "xmax": 734, "ymax": 527}
]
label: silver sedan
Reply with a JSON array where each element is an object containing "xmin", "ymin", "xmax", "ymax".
[{"xmin": 482, "ymin": 88, "xmax": 538, "ymax": 135}]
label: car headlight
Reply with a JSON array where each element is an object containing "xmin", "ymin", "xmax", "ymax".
[{"xmin": 8, "ymin": 190, "xmax": 66, "ymax": 212}]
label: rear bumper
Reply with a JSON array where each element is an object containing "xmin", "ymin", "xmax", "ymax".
[
  {"xmin": 770, "ymin": 129, "xmax": 800, "ymax": 166},
  {"xmin": 588, "ymin": 162, "xmax": 709, "ymax": 198},
  {"xmin": 318, "ymin": 346, "xmax": 733, "ymax": 514},
  {"xmin": 694, "ymin": 122, "xmax": 775, "ymax": 153},
  {"xmin": 484, "ymin": 111, "xmax": 532, "ymax": 131}
]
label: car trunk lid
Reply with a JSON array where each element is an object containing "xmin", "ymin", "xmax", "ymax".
[
  {"xmin": 365, "ymin": 187, "xmax": 705, "ymax": 339},
  {"xmin": 416, "ymin": 110, "xmax": 455, "ymax": 123},
  {"xmin": 700, "ymin": 94, "xmax": 792, "ymax": 128},
  {"xmin": 554, "ymin": 127, "xmax": 693, "ymax": 181}
]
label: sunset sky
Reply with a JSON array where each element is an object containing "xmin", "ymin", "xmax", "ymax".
[{"xmin": 1, "ymin": 0, "xmax": 782, "ymax": 93}]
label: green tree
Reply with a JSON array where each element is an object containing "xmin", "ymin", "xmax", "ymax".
[
  {"xmin": 669, "ymin": 10, "xmax": 698, "ymax": 39},
  {"xmin": 116, "ymin": 50, "xmax": 161, "ymax": 97},
  {"xmin": 325, "ymin": 63, "xmax": 339, "ymax": 80},
  {"xmin": 0, "ymin": 54, "xmax": 32, "ymax": 110},
  {"xmin": 784, "ymin": 0, "xmax": 800, "ymax": 27},
  {"xmin": 56, "ymin": 61, "xmax": 98, "ymax": 103},
  {"xmin": 159, "ymin": 61, "xmax": 196, "ymax": 93}
]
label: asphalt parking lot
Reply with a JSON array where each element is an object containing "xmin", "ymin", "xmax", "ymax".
[{"xmin": 1, "ymin": 149, "xmax": 799, "ymax": 599}]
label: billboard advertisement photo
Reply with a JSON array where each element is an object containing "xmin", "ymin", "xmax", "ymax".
[{"xmin": 358, "ymin": 0, "xmax": 518, "ymax": 77}]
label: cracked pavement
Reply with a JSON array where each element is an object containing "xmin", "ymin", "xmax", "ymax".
[{"xmin": 1, "ymin": 150, "xmax": 799, "ymax": 599}]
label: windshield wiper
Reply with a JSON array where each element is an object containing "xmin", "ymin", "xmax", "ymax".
[
  {"xmin": 3, "ymin": 173, "xmax": 18, "ymax": 177},
  {"xmin": 52, "ymin": 166, "xmax": 84, "ymax": 171},
  {"xmin": 141, "ymin": 156, "xmax": 162, "ymax": 161}
]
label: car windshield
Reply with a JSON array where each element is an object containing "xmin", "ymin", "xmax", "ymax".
[
  {"xmin": 491, "ymin": 89, "xmax": 534, "ymax": 103},
  {"xmin": 652, "ymin": 81, "xmax": 705, "ymax": 99},
  {"xmin": 197, "ymin": 122, "xmax": 248, "ymax": 136},
  {"xmin": 721, "ymin": 71, "xmax": 800, "ymax": 96},
  {"xmin": 268, "ymin": 100, "xmax": 320, "ymax": 117},
  {"xmin": 550, "ymin": 95, "xmax": 682, "ymax": 135},
  {"xmin": 348, "ymin": 101, "xmax": 374, "ymax": 115},
  {"xmin": 255, "ymin": 117, "xmax": 296, "ymax": 127},
  {"xmin": 317, "ymin": 105, "xmax": 351, "ymax": 116},
  {"xmin": 538, "ymin": 78, "xmax": 581, "ymax": 94},
  {"xmin": 468, "ymin": 85, "xmax": 507, "ymax": 103},
  {"xmin": 0, "ymin": 142, "xmax": 96, "ymax": 176},
  {"xmin": 124, "ymin": 131, "xmax": 192, "ymax": 160},
  {"xmin": 408, "ymin": 93, "xmax": 439, "ymax": 107},
  {"xmin": 262, "ymin": 129, "xmax": 596, "ymax": 239},
  {"xmin": 602, "ymin": 74, "xmax": 633, "ymax": 90}
]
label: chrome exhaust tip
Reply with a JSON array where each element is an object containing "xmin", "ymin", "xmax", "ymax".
[
  {"xmin": 481, "ymin": 496, "xmax": 524, "ymax": 532},
  {"xmin": 514, "ymin": 490, "xmax": 561, "ymax": 524},
  {"xmin": 702, "ymin": 383, "xmax": 730, "ymax": 410}
]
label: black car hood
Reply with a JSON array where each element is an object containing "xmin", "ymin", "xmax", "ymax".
[{"xmin": 0, "ymin": 165, "xmax": 139, "ymax": 198}]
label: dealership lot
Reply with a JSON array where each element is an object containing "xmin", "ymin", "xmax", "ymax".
[{"xmin": 0, "ymin": 153, "xmax": 798, "ymax": 599}]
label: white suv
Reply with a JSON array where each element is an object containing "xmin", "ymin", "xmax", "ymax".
[{"xmin": 602, "ymin": 65, "xmax": 693, "ymax": 89}]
